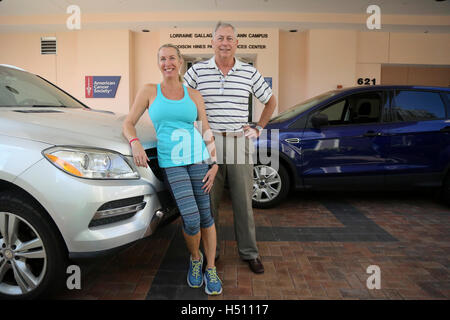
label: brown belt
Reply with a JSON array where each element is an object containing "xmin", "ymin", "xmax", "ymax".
[{"xmin": 215, "ymin": 131, "xmax": 244, "ymax": 137}]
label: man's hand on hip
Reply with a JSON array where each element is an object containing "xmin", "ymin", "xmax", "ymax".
[{"xmin": 243, "ymin": 125, "xmax": 260, "ymax": 139}]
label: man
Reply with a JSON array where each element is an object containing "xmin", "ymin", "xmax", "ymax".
[{"xmin": 184, "ymin": 21, "xmax": 276, "ymax": 274}]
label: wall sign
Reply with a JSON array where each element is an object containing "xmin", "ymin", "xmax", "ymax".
[
  {"xmin": 85, "ymin": 76, "xmax": 121, "ymax": 98},
  {"xmin": 165, "ymin": 32, "xmax": 270, "ymax": 51},
  {"xmin": 357, "ymin": 78, "xmax": 376, "ymax": 85}
]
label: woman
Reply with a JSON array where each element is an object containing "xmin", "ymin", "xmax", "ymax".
[{"xmin": 122, "ymin": 44, "xmax": 222, "ymax": 295}]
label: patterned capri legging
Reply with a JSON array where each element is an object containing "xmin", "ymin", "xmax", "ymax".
[{"xmin": 163, "ymin": 163, "xmax": 215, "ymax": 236}]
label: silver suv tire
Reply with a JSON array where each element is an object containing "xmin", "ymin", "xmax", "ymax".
[{"xmin": 0, "ymin": 191, "xmax": 67, "ymax": 299}]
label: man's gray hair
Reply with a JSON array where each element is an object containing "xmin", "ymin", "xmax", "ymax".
[{"xmin": 213, "ymin": 21, "xmax": 237, "ymax": 38}]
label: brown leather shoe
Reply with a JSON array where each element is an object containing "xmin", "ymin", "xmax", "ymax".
[{"xmin": 245, "ymin": 257, "xmax": 264, "ymax": 274}]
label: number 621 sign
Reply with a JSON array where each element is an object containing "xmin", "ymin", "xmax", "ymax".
[{"xmin": 358, "ymin": 78, "xmax": 377, "ymax": 85}]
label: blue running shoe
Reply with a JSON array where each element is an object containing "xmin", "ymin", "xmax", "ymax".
[
  {"xmin": 204, "ymin": 267, "xmax": 222, "ymax": 295},
  {"xmin": 187, "ymin": 252, "xmax": 203, "ymax": 288}
]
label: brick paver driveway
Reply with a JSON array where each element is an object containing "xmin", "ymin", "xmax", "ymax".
[{"xmin": 56, "ymin": 190, "xmax": 450, "ymax": 300}]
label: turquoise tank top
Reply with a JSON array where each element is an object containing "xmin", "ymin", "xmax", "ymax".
[{"xmin": 148, "ymin": 84, "xmax": 210, "ymax": 168}]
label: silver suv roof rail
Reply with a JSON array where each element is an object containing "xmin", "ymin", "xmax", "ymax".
[{"xmin": 0, "ymin": 64, "xmax": 26, "ymax": 71}]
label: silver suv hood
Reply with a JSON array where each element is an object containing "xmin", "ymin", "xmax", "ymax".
[{"xmin": 0, "ymin": 107, "xmax": 156, "ymax": 156}]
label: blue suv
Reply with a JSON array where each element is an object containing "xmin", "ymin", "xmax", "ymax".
[{"xmin": 253, "ymin": 86, "xmax": 450, "ymax": 208}]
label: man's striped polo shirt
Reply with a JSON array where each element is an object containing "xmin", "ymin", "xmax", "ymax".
[{"xmin": 184, "ymin": 56, "xmax": 272, "ymax": 132}]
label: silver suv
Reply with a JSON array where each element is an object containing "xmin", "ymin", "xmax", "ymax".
[{"xmin": 0, "ymin": 64, "xmax": 177, "ymax": 299}]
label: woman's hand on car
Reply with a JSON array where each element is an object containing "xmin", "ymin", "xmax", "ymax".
[
  {"xmin": 131, "ymin": 142, "xmax": 149, "ymax": 167},
  {"xmin": 202, "ymin": 164, "xmax": 218, "ymax": 193}
]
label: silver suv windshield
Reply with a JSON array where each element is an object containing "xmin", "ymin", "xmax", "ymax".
[
  {"xmin": 270, "ymin": 90, "xmax": 339, "ymax": 123},
  {"xmin": 0, "ymin": 66, "xmax": 86, "ymax": 108}
]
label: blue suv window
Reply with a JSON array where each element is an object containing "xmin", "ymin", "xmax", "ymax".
[
  {"xmin": 308, "ymin": 91, "xmax": 382, "ymax": 127},
  {"xmin": 392, "ymin": 90, "xmax": 446, "ymax": 122}
]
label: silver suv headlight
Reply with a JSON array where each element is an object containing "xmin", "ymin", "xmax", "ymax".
[{"xmin": 42, "ymin": 146, "xmax": 139, "ymax": 180}]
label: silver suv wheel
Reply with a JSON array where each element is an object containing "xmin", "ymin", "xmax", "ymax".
[{"xmin": 0, "ymin": 212, "xmax": 47, "ymax": 296}]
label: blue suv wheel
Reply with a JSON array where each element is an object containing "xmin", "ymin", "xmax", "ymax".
[
  {"xmin": 443, "ymin": 174, "xmax": 450, "ymax": 206},
  {"xmin": 252, "ymin": 164, "xmax": 290, "ymax": 208}
]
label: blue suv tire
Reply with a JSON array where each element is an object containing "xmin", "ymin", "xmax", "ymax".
[{"xmin": 252, "ymin": 164, "xmax": 290, "ymax": 209}]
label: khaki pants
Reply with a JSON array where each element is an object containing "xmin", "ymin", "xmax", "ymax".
[{"xmin": 210, "ymin": 133, "xmax": 259, "ymax": 260}]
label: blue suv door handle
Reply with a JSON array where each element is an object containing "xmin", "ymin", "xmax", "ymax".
[
  {"xmin": 363, "ymin": 131, "xmax": 382, "ymax": 137},
  {"xmin": 440, "ymin": 126, "xmax": 450, "ymax": 133},
  {"xmin": 284, "ymin": 138, "xmax": 301, "ymax": 144}
]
